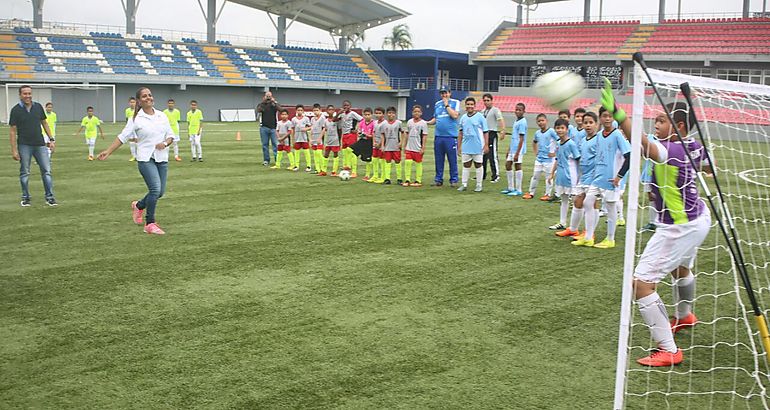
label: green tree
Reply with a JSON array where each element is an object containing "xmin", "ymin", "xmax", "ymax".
[{"xmin": 382, "ymin": 24, "xmax": 413, "ymax": 50}]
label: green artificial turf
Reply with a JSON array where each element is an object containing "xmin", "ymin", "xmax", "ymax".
[{"xmin": 1, "ymin": 121, "xmax": 766, "ymax": 409}]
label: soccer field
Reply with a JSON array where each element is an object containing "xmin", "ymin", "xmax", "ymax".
[{"xmin": 0, "ymin": 121, "xmax": 759, "ymax": 408}]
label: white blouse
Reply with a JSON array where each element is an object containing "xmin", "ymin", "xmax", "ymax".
[{"xmin": 117, "ymin": 108, "xmax": 179, "ymax": 162}]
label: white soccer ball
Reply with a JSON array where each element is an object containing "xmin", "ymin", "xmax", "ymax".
[
  {"xmin": 339, "ymin": 170, "xmax": 351, "ymax": 181},
  {"xmin": 532, "ymin": 70, "xmax": 585, "ymax": 110}
]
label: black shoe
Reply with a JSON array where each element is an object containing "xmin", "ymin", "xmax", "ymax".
[
  {"xmin": 198, "ymin": 158, "xmax": 203, "ymax": 162},
  {"xmin": 431, "ymin": 182, "xmax": 443, "ymax": 187},
  {"xmin": 396, "ymin": 179, "xmax": 403, "ymax": 185},
  {"xmin": 20, "ymin": 199, "xmax": 31, "ymax": 207},
  {"xmin": 46, "ymin": 198, "xmax": 58, "ymax": 207},
  {"xmin": 191, "ymin": 158, "xmax": 197, "ymax": 162},
  {"xmin": 383, "ymin": 179, "xmax": 391, "ymax": 185}
]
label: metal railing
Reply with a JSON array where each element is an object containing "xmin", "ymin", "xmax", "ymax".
[
  {"xmin": 389, "ymin": 77, "xmax": 476, "ymax": 92},
  {"xmin": 1, "ymin": 18, "xmax": 336, "ymax": 50}
]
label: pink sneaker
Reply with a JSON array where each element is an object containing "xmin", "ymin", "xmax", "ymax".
[
  {"xmin": 143, "ymin": 223, "xmax": 165, "ymax": 235},
  {"xmin": 131, "ymin": 201, "xmax": 143, "ymax": 224}
]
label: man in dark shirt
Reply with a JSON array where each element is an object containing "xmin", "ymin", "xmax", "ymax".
[
  {"xmin": 257, "ymin": 91, "xmax": 280, "ymax": 166},
  {"xmin": 9, "ymin": 85, "xmax": 57, "ymax": 207}
]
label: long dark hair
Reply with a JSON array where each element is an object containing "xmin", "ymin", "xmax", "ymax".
[{"xmin": 132, "ymin": 87, "xmax": 151, "ymax": 121}]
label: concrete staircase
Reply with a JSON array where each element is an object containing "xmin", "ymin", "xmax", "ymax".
[
  {"xmin": 0, "ymin": 34, "xmax": 34, "ymax": 80},
  {"xmin": 477, "ymin": 28, "xmax": 514, "ymax": 60},
  {"xmin": 351, "ymin": 49, "xmax": 391, "ymax": 90},
  {"xmin": 617, "ymin": 24, "xmax": 655, "ymax": 60},
  {"xmin": 202, "ymin": 45, "xmax": 244, "ymax": 85}
]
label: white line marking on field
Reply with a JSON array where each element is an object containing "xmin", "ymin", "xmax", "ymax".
[{"xmin": 737, "ymin": 168, "xmax": 770, "ymax": 188}]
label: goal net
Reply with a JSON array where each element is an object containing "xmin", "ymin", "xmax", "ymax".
[
  {"xmin": 614, "ymin": 65, "xmax": 770, "ymax": 408},
  {"xmin": 2, "ymin": 83, "xmax": 116, "ymax": 124}
]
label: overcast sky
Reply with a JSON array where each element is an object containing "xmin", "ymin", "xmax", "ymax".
[{"xmin": 0, "ymin": 0, "xmax": 758, "ymax": 52}]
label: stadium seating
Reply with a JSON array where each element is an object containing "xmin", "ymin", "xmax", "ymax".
[
  {"xmin": 481, "ymin": 96, "xmax": 769, "ymax": 126},
  {"xmin": 1, "ymin": 26, "xmax": 379, "ymax": 86},
  {"xmin": 483, "ymin": 18, "xmax": 770, "ymax": 57}
]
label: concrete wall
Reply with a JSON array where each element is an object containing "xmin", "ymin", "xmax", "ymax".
[{"xmin": 1, "ymin": 83, "xmax": 399, "ymax": 123}]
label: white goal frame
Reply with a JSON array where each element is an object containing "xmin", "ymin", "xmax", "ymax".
[
  {"xmin": 613, "ymin": 64, "xmax": 770, "ymax": 409},
  {"xmin": 3, "ymin": 83, "xmax": 116, "ymax": 124}
]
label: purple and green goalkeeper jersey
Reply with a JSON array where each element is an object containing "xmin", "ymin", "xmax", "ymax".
[
  {"xmin": 292, "ymin": 116, "xmax": 311, "ymax": 143},
  {"xmin": 323, "ymin": 118, "xmax": 340, "ymax": 146},
  {"xmin": 382, "ymin": 120, "xmax": 402, "ymax": 151},
  {"xmin": 555, "ymin": 138, "xmax": 581, "ymax": 187},
  {"xmin": 406, "ymin": 118, "xmax": 428, "ymax": 152},
  {"xmin": 534, "ymin": 127, "xmax": 558, "ymax": 163},
  {"xmin": 590, "ymin": 128, "xmax": 630, "ymax": 190},
  {"xmin": 652, "ymin": 139, "xmax": 706, "ymax": 225},
  {"xmin": 578, "ymin": 133, "xmax": 598, "ymax": 186}
]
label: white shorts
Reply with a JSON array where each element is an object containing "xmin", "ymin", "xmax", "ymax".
[
  {"xmin": 506, "ymin": 151, "xmax": 524, "ymax": 164},
  {"xmin": 586, "ymin": 185, "xmax": 622, "ymax": 202},
  {"xmin": 189, "ymin": 134, "xmax": 201, "ymax": 143},
  {"xmin": 574, "ymin": 184, "xmax": 590, "ymax": 195},
  {"xmin": 462, "ymin": 154, "xmax": 483, "ymax": 163},
  {"xmin": 85, "ymin": 137, "xmax": 96, "ymax": 146},
  {"xmin": 533, "ymin": 160, "xmax": 554, "ymax": 173},
  {"xmin": 634, "ymin": 209, "xmax": 711, "ymax": 283},
  {"xmin": 555, "ymin": 184, "xmax": 577, "ymax": 197}
]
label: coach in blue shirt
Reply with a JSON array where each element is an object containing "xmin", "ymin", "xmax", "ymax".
[{"xmin": 428, "ymin": 86, "xmax": 461, "ymax": 187}]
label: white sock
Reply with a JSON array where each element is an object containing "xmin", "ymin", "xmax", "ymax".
[
  {"xmin": 129, "ymin": 141, "xmax": 137, "ymax": 157},
  {"xmin": 601, "ymin": 202, "xmax": 608, "ymax": 213},
  {"xmin": 617, "ymin": 197, "xmax": 625, "ymax": 219},
  {"xmin": 506, "ymin": 170, "xmax": 514, "ymax": 190},
  {"xmin": 529, "ymin": 170, "xmax": 541, "ymax": 194},
  {"xmin": 88, "ymin": 145, "xmax": 94, "ymax": 156},
  {"xmin": 515, "ymin": 170, "xmax": 523, "ymax": 192},
  {"xmin": 475, "ymin": 166, "xmax": 483, "ymax": 188},
  {"xmin": 173, "ymin": 141, "xmax": 179, "ymax": 156},
  {"xmin": 606, "ymin": 202, "xmax": 618, "ymax": 241},
  {"xmin": 570, "ymin": 207, "xmax": 584, "ymax": 231},
  {"xmin": 638, "ymin": 292, "xmax": 677, "ymax": 353},
  {"xmin": 196, "ymin": 142, "xmax": 203, "ymax": 158},
  {"xmin": 583, "ymin": 194, "xmax": 597, "ymax": 239},
  {"xmin": 673, "ymin": 273, "xmax": 696, "ymax": 319},
  {"xmin": 648, "ymin": 206, "xmax": 657, "ymax": 225},
  {"xmin": 191, "ymin": 141, "xmax": 196, "ymax": 158},
  {"xmin": 560, "ymin": 194, "xmax": 569, "ymax": 225},
  {"xmin": 545, "ymin": 178, "xmax": 553, "ymax": 196},
  {"xmin": 462, "ymin": 167, "xmax": 470, "ymax": 187}
]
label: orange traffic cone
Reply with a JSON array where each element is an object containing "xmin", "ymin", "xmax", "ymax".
[{"xmin": 236, "ymin": 131, "xmax": 241, "ymax": 141}]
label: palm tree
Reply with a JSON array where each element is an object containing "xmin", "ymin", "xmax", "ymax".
[{"xmin": 382, "ymin": 24, "xmax": 413, "ymax": 50}]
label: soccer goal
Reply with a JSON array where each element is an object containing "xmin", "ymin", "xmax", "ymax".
[
  {"xmin": 614, "ymin": 62, "xmax": 770, "ymax": 408},
  {"xmin": 2, "ymin": 83, "xmax": 116, "ymax": 124}
]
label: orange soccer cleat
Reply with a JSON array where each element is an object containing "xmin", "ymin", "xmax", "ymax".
[
  {"xmin": 671, "ymin": 313, "xmax": 698, "ymax": 334},
  {"xmin": 522, "ymin": 193, "xmax": 534, "ymax": 199},
  {"xmin": 556, "ymin": 228, "xmax": 580, "ymax": 238},
  {"xmin": 636, "ymin": 348, "xmax": 683, "ymax": 367},
  {"xmin": 317, "ymin": 171, "xmax": 328, "ymax": 176},
  {"xmin": 539, "ymin": 195, "xmax": 551, "ymax": 201}
]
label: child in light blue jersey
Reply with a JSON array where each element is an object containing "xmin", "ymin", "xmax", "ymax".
[
  {"xmin": 523, "ymin": 113, "xmax": 558, "ymax": 200},
  {"xmin": 502, "ymin": 102, "xmax": 527, "ymax": 196},
  {"xmin": 548, "ymin": 118, "xmax": 581, "ymax": 232},
  {"xmin": 577, "ymin": 106, "xmax": 631, "ymax": 249},
  {"xmin": 457, "ymin": 97, "xmax": 489, "ymax": 192},
  {"xmin": 568, "ymin": 111, "xmax": 600, "ymax": 241}
]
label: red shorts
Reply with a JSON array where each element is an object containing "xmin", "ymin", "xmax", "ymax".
[
  {"xmin": 277, "ymin": 144, "xmax": 291, "ymax": 152},
  {"xmin": 311, "ymin": 144, "xmax": 324, "ymax": 150},
  {"xmin": 405, "ymin": 151, "xmax": 424, "ymax": 163},
  {"xmin": 325, "ymin": 146, "xmax": 340, "ymax": 154},
  {"xmin": 372, "ymin": 148, "xmax": 383, "ymax": 159},
  {"xmin": 383, "ymin": 151, "xmax": 401, "ymax": 163},
  {"xmin": 293, "ymin": 142, "xmax": 310, "ymax": 150},
  {"xmin": 341, "ymin": 133, "xmax": 358, "ymax": 148}
]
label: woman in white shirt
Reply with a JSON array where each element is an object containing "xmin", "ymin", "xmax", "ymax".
[{"xmin": 97, "ymin": 87, "xmax": 179, "ymax": 235}]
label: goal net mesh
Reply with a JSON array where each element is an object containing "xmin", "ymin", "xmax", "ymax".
[{"xmin": 617, "ymin": 67, "xmax": 770, "ymax": 409}]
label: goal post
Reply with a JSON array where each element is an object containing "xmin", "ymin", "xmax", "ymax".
[
  {"xmin": 3, "ymin": 83, "xmax": 116, "ymax": 124},
  {"xmin": 614, "ymin": 63, "xmax": 770, "ymax": 409}
]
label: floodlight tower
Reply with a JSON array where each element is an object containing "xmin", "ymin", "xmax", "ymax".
[{"xmin": 511, "ymin": 0, "xmax": 590, "ymax": 24}]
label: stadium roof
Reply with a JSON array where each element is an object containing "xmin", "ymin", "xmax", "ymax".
[{"xmin": 228, "ymin": 0, "xmax": 410, "ymax": 35}]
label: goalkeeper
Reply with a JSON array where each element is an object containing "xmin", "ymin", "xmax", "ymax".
[{"xmin": 602, "ymin": 78, "xmax": 711, "ymax": 367}]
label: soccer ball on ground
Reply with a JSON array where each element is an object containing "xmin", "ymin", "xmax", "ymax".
[
  {"xmin": 532, "ymin": 70, "xmax": 585, "ymax": 110},
  {"xmin": 339, "ymin": 170, "xmax": 351, "ymax": 181}
]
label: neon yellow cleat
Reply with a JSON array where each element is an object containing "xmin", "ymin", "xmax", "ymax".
[
  {"xmin": 571, "ymin": 237, "xmax": 595, "ymax": 247},
  {"xmin": 593, "ymin": 238, "xmax": 616, "ymax": 249}
]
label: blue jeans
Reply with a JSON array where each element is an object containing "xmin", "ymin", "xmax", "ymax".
[
  {"xmin": 260, "ymin": 126, "xmax": 278, "ymax": 163},
  {"xmin": 19, "ymin": 143, "xmax": 54, "ymax": 201},
  {"xmin": 136, "ymin": 159, "xmax": 168, "ymax": 224},
  {"xmin": 434, "ymin": 136, "xmax": 458, "ymax": 184}
]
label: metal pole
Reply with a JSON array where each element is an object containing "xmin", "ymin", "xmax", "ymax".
[
  {"xmin": 677, "ymin": 0, "xmax": 681, "ymax": 19},
  {"xmin": 599, "ymin": 0, "xmax": 603, "ymax": 21},
  {"xmin": 584, "ymin": 0, "xmax": 591, "ymax": 22},
  {"xmin": 277, "ymin": 16, "xmax": 286, "ymax": 46},
  {"xmin": 207, "ymin": 0, "xmax": 216, "ymax": 43},
  {"xmin": 743, "ymin": 0, "xmax": 750, "ymax": 18},
  {"xmin": 32, "ymin": 0, "xmax": 44, "ymax": 29},
  {"xmin": 658, "ymin": 0, "xmax": 666, "ymax": 22},
  {"xmin": 516, "ymin": 4, "xmax": 523, "ymax": 25}
]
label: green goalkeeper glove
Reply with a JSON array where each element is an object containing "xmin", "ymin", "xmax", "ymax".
[{"xmin": 601, "ymin": 77, "xmax": 627, "ymax": 123}]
